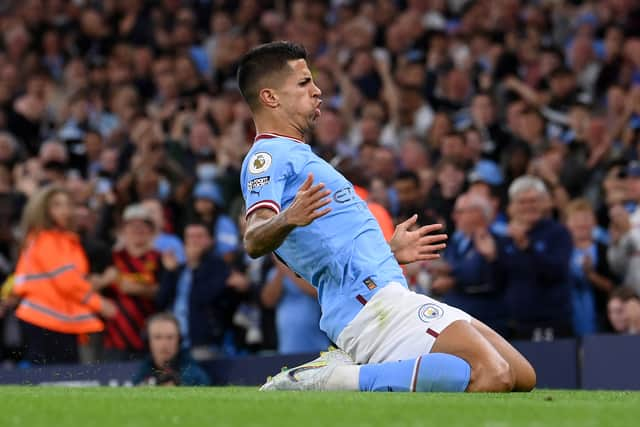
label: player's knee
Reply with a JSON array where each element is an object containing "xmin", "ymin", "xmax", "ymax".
[
  {"xmin": 492, "ymin": 360, "xmax": 516, "ymax": 392},
  {"xmin": 472, "ymin": 359, "xmax": 514, "ymax": 392},
  {"xmin": 515, "ymin": 363, "xmax": 537, "ymax": 392}
]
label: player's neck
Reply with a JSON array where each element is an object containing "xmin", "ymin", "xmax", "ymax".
[{"xmin": 254, "ymin": 115, "xmax": 306, "ymax": 142}]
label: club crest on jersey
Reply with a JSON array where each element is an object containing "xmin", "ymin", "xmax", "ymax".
[
  {"xmin": 249, "ymin": 152, "xmax": 272, "ymax": 174},
  {"xmin": 418, "ymin": 303, "xmax": 443, "ymax": 322}
]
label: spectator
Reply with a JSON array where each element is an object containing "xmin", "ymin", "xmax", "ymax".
[
  {"xmin": 133, "ymin": 312, "xmax": 211, "ymax": 386},
  {"xmin": 102, "ymin": 204, "xmax": 160, "ymax": 361},
  {"xmin": 38, "ymin": 140, "xmax": 68, "ymax": 186},
  {"xmin": 261, "ymin": 259, "xmax": 330, "ymax": 355},
  {"xmin": 564, "ymin": 198, "xmax": 616, "ymax": 336},
  {"xmin": 468, "ymin": 93, "xmax": 510, "ymax": 163},
  {"xmin": 350, "ymin": 181, "xmax": 395, "ymax": 243},
  {"xmin": 467, "ymin": 177, "xmax": 508, "ymax": 237},
  {"xmin": 439, "ymin": 132, "xmax": 468, "ymax": 168},
  {"xmin": 607, "ymin": 288, "xmax": 640, "ymax": 335},
  {"xmin": 608, "ymin": 162, "xmax": 640, "ymax": 296},
  {"xmin": 496, "ymin": 176, "xmax": 573, "ymax": 340},
  {"xmin": 0, "ymin": 131, "xmax": 21, "ymax": 169},
  {"xmin": 433, "ymin": 193, "xmax": 508, "ymax": 335},
  {"xmin": 11, "ymin": 185, "xmax": 116, "ymax": 364},
  {"xmin": 158, "ymin": 221, "xmax": 239, "ymax": 361},
  {"xmin": 393, "ymin": 171, "xmax": 424, "ymax": 224},
  {"xmin": 142, "ymin": 198, "xmax": 186, "ymax": 265},
  {"xmin": 192, "ymin": 181, "xmax": 240, "ymax": 263},
  {"xmin": 424, "ymin": 158, "xmax": 466, "ymax": 233}
]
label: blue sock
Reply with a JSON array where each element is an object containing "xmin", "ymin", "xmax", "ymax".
[{"xmin": 358, "ymin": 353, "xmax": 471, "ymax": 392}]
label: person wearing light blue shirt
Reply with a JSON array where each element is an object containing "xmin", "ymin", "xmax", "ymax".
[
  {"xmin": 142, "ymin": 198, "xmax": 186, "ymax": 264},
  {"xmin": 192, "ymin": 181, "xmax": 240, "ymax": 259},
  {"xmin": 261, "ymin": 263, "xmax": 330, "ymax": 354}
]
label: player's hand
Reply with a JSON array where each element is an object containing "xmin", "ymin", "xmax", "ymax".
[
  {"xmin": 283, "ymin": 173, "xmax": 332, "ymax": 227},
  {"xmin": 390, "ymin": 215, "xmax": 447, "ymax": 265}
]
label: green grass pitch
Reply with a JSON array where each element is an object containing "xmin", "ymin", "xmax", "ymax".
[{"xmin": 1, "ymin": 387, "xmax": 639, "ymax": 427}]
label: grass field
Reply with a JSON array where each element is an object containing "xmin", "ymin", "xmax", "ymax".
[{"xmin": 1, "ymin": 387, "xmax": 639, "ymax": 427}]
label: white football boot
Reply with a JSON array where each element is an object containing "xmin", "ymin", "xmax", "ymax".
[{"xmin": 259, "ymin": 347, "xmax": 355, "ymax": 391}]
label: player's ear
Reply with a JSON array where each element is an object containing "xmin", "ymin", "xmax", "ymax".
[{"xmin": 259, "ymin": 87, "xmax": 279, "ymax": 109}]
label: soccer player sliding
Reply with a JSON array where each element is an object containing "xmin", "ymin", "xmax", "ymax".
[{"xmin": 238, "ymin": 41, "xmax": 536, "ymax": 393}]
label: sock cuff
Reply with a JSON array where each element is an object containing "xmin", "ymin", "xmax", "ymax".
[{"xmin": 414, "ymin": 353, "xmax": 471, "ymax": 393}]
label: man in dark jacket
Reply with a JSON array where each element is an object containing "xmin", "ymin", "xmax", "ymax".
[
  {"xmin": 496, "ymin": 176, "xmax": 573, "ymax": 340},
  {"xmin": 133, "ymin": 312, "xmax": 211, "ymax": 386},
  {"xmin": 434, "ymin": 192, "xmax": 509, "ymax": 336},
  {"xmin": 158, "ymin": 221, "xmax": 244, "ymax": 360}
]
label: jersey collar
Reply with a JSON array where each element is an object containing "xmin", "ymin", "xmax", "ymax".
[{"xmin": 254, "ymin": 132, "xmax": 305, "ymax": 144}]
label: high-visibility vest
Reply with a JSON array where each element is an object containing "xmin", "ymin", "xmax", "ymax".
[
  {"xmin": 354, "ymin": 185, "xmax": 395, "ymax": 242},
  {"xmin": 12, "ymin": 230, "xmax": 104, "ymax": 334}
]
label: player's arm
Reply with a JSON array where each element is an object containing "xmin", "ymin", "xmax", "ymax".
[
  {"xmin": 389, "ymin": 214, "xmax": 448, "ymax": 265},
  {"xmin": 244, "ymin": 173, "xmax": 332, "ymax": 258}
]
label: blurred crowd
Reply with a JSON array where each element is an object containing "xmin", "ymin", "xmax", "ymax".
[{"xmin": 2, "ymin": 0, "xmax": 640, "ymax": 366}]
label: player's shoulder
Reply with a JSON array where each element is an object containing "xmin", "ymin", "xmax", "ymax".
[{"xmin": 242, "ymin": 135, "xmax": 308, "ymax": 173}]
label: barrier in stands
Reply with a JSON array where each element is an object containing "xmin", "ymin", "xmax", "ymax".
[
  {"xmin": 0, "ymin": 362, "xmax": 139, "ymax": 386},
  {"xmin": 581, "ymin": 334, "xmax": 640, "ymax": 390},
  {"xmin": 514, "ymin": 338, "xmax": 579, "ymax": 389},
  {"xmin": 0, "ymin": 335, "xmax": 638, "ymax": 389}
]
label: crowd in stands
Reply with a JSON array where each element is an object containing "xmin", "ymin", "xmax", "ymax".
[{"xmin": 1, "ymin": 0, "xmax": 640, "ymax": 367}]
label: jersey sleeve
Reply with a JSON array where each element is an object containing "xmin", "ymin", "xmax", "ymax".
[{"xmin": 241, "ymin": 147, "xmax": 291, "ymax": 218}]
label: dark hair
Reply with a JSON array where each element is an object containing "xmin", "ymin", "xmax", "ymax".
[
  {"xmin": 436, "ymin": 157, "xmax": 466, "ymax": 173},
  {"xmin": 183, "ymin": 220, "xmax": 213, "ymax": 238},
  {"xmin": 442, "ymin": 131, "xmax": 465, "ymax": 142},
  {"xmin": 550, "ymin": 66, "xmax": 574, "ymax": 79},
  {"xmin": 395, "ymin": 170, "xmax": 420, "ymax": 187},
  {"xmin": 472, "ymin": 91, "xmax": 493, "ymax": 102},
  {"xmin": 609, "ymin": 287, "xmax": 639, "ymax": 303},
  {"xmin": 540, "ymin": 46, "xmax": 564, "ymax": 61},
  {"xmin": 236, "ymin": 41, "xmax": 308, "ymax": 109},
  {"xmin": 520, "ymin": 107, "xmax": 544, "ymax": 122}
]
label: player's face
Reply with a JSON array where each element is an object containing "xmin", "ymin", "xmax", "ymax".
[{"xmin": 278, "ymin": 59, "xmax": 322, "ymax": 132}]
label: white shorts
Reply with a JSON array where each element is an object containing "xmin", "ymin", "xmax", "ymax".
[{"xmin": 336, "ymin": 282, "xmax": 471, "ymax": 364}]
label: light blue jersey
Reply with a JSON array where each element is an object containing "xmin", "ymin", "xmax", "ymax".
[{"xmin": 241, "ymin": 133, "xmax": 406, "ymax": 342}]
